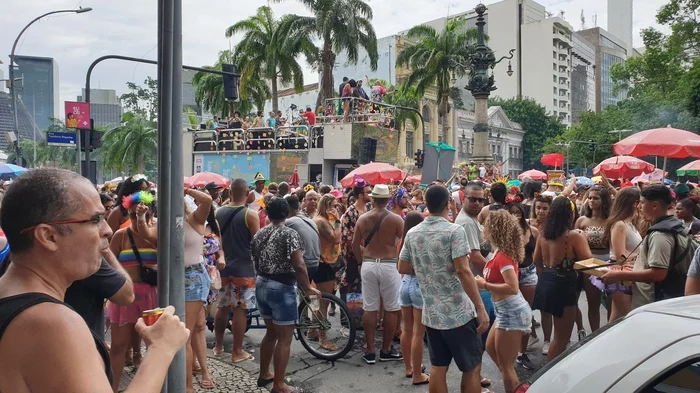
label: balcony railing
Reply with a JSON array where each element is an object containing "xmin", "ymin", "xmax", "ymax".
[
  {"xmin": 319, "ymin": 97, "xmax": 402, "ymax": 130},
  {"xmin": 192, "ymin": 125, "xmax": 322, "ymax": 153}
]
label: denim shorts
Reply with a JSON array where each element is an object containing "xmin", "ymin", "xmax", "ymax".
[
  {"xmin": 255, "ymin": 275, "xmax": 298, "ymax": 325},
  {"xmin": 493, "ymin": 293, "xmax": 532, "ymax": 333},
  {"xmin": 399, "ymin": 275, "xmax": 423, "ymax": 309},
  {"xmin": 185, "ymin": 263, "xmax": 211, "ymax": 303},
  {"xmin": 518, "ymin": 264, "xmax": 538, "ymax": 287}
]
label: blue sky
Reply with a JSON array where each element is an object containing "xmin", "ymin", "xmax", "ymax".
[{"xmin": 1, "ymin": 0, "xmax": 667, "ymax": 113}]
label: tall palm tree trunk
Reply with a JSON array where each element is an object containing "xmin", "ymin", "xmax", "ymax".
[
  {"xmin": 441, "ymin": 95, "xmax": 450, "ymax": 143},
  {"xmin": 138, "ymin": 155, "xmax": 145, "ymax": 174},
  {"xmin": 316, "ymin": 39, "xmax": 336, "ymax": 110},
  {"xmin": 271, "ymin": 76, "xmax": 279, "ymax": 113}
]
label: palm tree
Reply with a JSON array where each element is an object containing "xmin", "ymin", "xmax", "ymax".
[
  {"xmin": 102, "ymin": 114, "xmax": 157, "ymax": 174},
  {"xmin": 277, "ymin": 0, "xmax": 379, "ymax": 108},
  {"xmin": 227, "ymin": 6, "xmax": 317, "ymax": 113},
  {"xmin": 383, "ymin": 84, "xmax": 422, "ymax": 132},
  {"xmin": 397, "ymin": 19, "xmax": 478, "ymax": 142},
  {"xmin": 193, "ymin": 50, "xmax": 270, "ymax": 117}
]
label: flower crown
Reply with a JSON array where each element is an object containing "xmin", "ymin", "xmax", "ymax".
[
  {"xmin": 505, "ymin": 194, "xmax": 522, "ymax": 204},
  {"xmin": 492, "ymin": 175, "xmax": 510, "ymax": 185},
  {"xmin": 122, "ymin": 191, "xmax": 155, "ymax": 209},
  {"xmin": 534, "ymin": 192, "xmax": 553, "ymax": 201},
  {"xmin": 304, "ymin": 184, "xmax": 315, "ymax": 192}
]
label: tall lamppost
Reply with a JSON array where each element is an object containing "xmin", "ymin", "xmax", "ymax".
[
  {"xmin": 464, "ymin": 3, "xmax": 514, "ymax": 164},
  {"xmin": 9, "ymin": 7, "xmax": 93, "ymax": 166}
]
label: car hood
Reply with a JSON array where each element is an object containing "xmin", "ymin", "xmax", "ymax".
[{"xmin": 628, "ymin": 294, "xmax": 700, "ymax": 320}]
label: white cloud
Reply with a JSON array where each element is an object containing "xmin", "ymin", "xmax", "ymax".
[{"xmin": 1, "ymin": 0, "xmax": 667, "ymax": 115}]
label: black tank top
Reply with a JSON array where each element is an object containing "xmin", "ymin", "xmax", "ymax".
[
  {"xmin": 520, "ymin": 231, "xmax": 537, "ymax": 268},
  {"xmin": 0, "ymin": 293, "xmax": 113, "ymax": 384}
]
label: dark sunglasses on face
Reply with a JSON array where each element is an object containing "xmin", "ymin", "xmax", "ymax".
[{"xmin": 467, "ymin": 197, "xmax": 488, "ymax": 204}]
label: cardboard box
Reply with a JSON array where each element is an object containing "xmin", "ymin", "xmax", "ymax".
[{"xmin": 575, "ymin": 258, "xmax": 632, "ymax": 286}]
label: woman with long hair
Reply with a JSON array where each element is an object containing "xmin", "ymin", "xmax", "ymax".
[
  {"xmin": 183, "ymin": 188, "xmax": 214, "ymax": 392},
  {"xmin": 106, "ymin": 175, "xmax": 150, "ymax": 233},
  {"xmin": 398, "ymin": 211, "xmax": 430, "ymax": 386},
  {"xmin": 527, "ymin": 194, "xmax": 553, "ymax": 354},
  {"xmin": 505, "ymin": 198, "xmax": 540, "ymax": 370},
  {"xmin": 601, "ymin": 187, "xmax": 642, "ymax": 322},
  {"xmin": 575, "ymin": 185, "xmax": 612, "ymax": 334},
  {"xmin": 311, "ymin": 194, "xmax": 342, "ymax": 351},
  {"xmin": 533, "ymin": 197, "xmax": 592, "ymax": 362},
  {"xmin": 475, "ymin": 211, "xmax": 531, "ymax": 393}
]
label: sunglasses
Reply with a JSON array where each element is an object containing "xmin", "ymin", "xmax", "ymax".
[{"xmin": 467, "ymin": 197, "xmax": 488, "ymax": 204}]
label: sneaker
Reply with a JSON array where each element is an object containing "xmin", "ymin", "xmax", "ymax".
[
  {"xmin": 527, "ymin": 335, "xmax": 540, "ymax": 351},
  {"xmin": 363, "ymin": 352, "xmax": 376, "ymax": 364},
  {"xmin": 542, "ymin": 341, "xmax": 550, "ymax": 356},
  {"xmin": 379, "ymin": 347, "xmax": 403, "ymax": 362},
  {"xmin": 578, "ymin": 329, "xmax": 587, "ymax": 341},
  {"xmin": 516, "ymin": 353, "xmax": 536, "ymax": 370}
]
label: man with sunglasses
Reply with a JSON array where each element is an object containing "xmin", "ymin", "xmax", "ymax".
[
  {"xmin": 454, "ymin": 182, "xmax": 494, "ymax": 392},
  {"xmin": 0, "ymin": 168, "xmax": 189, "ymax": 393}
]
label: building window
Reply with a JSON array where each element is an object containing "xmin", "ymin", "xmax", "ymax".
[{"xmin": 406, "ymin": 131, "xmax": 414, "ymax": 156}]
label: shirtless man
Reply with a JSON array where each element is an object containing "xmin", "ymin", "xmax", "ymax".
[{"xmin": 352, "ymin": 184, "xmax": 404, "ymax": 364}]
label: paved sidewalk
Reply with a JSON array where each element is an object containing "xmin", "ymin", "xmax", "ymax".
[{"xmin": 119, "ymin": 348, "xmax": 267, "ymax": 393}]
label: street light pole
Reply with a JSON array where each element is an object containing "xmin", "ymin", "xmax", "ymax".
[{"xmin": 9, "ymin": 7, "xmax": 93, "ymax": 167}]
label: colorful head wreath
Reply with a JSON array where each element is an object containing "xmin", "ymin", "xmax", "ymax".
[
  {"xmin": 122, "ymin": 191, "xmax": 155, "ymax": 209},
  {"xmin": 509, "ymin": 186, "xmax": 520, "ymax": 195},
  {"xmin": 387, "ymin": 187, "xmax": 408, "ymax": 210},
  {"xmin": 304, "ymin": 184, "xmax": 315, "ymax": 193},
  {"xmin": 505, "ymin": 194, "xmax": 523, "ymax": 205}
]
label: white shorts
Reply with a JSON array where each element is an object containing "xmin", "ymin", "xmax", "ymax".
[{"xmin": 361, "ymin": 259, "xmax": 401, "ymax": 312}]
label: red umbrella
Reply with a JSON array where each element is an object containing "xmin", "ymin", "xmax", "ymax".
[
  {"xmin": 406, "ymin": 175, "xmax": 422, "ymax": 184},
  {"xmin": 613, "ymin": 126, "xmax": 700, "ymax": 158},
  {"xmin": 289, "ymin": 169, "xmax": 300, "ymax": 187},
  {"xmin": 541, "ymin": 153, "xmax": 565, "ymax": 168},
  {"xmin": 340, "ymin": 162, "xmax": 405, "ymax": 188},
  {"xmin": 518, "ymin": 169, "xmax": 547, "ymax": 181},
  {"xmin": 184, "ymin": 172, "xmax": 231, "ymax": 188},
  {"xmin": 593, "ymin": 156, "xmax": 655, "ymax": 179}
]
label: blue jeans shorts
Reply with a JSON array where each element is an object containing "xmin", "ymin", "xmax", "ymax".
[
  {"xmin": 255, "ymin": 275, "xmax": 298, "ymax": 326},
  {"xmin": 519, "ymin": 264, "xmax": 538, "ymax": 287},
  {"xmin": 399, "ymin": 275, "xmax": 423, "ymax": 309},
  {"xmin": 493, "ymin": 293, "xmax": 532, "ymax": 333},
  {"xmin": 185, "ymin": 263, "xmax": 211, "ymax": 303}
]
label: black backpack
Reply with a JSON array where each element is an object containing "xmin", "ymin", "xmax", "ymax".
[{"xmin": 644, "ymin": 216, "xmax": 699, "ymax": 301}]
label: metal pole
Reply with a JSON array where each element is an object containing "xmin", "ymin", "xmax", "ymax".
[
  {"xmin": 9, "ymin": 9, "xmax": 92, "ymax": 167},
  {"xmin": 566, "ymin": 144, "xmax": 570, "ymax": 174}
]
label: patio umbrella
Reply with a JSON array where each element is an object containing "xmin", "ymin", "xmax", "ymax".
[
  {"xmin": 184, "ymin": 172, "xmax": 230, "ymax": 188},
  {"xmin": 518, "ymin": 169, "xmax": 547, "ymax": 181},
  {"xmin": 613, "ymin": 126, "xmax": 700, "ymax": 181},
  {"xmin": 677, "ymin": 160, "xmax": 700, "ymax": 177},
  {"xmin": 406, "ymin": 175, "xmax": 422, "ymax": 184},
  {"xmin": 593, "ymin": 156, "xmax": 655, "ymax": 179},
  {"xmin": 541, "ymin": 153, "xmax": 565, "ymax": 168},
  {"xmin": 0, "ymin": 164, "xmax": 28, "ymax": 181},
  {"xmin": 340, "ymin": 162, "xmax": 405, "ymax": 188}
]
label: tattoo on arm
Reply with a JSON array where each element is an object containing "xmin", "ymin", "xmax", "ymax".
[{"xmin": 318, "ymin": 220, "xmax": 334, "ymax": 241}]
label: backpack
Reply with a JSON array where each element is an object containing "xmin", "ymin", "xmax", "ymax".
[{"xmin": 644, "ymin": 216, "xmax": 699, "ymax": 301}]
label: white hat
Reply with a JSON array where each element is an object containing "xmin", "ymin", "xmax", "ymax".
[{"xmin": 369, "ymin": 184, "xmax": 391, "ymax": 198}]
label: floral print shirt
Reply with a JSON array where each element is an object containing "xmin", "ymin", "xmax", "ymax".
[
  {"xmin": 340, "ymin": 204, "xmax": 362, "ymax": 293},
  {"xmin": 399, "ymin": 216, "xmax": 475, "ymax": 330}
]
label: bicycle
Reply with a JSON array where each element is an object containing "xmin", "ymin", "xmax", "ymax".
[{"xmin": 207, "ymin": 289, "xmax": 356, "ymax": 362}]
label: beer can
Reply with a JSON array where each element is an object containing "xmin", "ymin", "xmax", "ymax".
[{"xmin": 142, "ymin": 308, "xmax": 165, "ymax": 326}]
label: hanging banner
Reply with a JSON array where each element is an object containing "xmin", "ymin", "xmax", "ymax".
[{"xmin": 65, "ymin": 101, "xmax": 91, "ymax": 129}]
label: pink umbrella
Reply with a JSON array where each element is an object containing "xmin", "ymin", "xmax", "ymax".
[
  {"xmin": 518, "ymin": 170, "xmax": 547, "ymax": 181},
  {"xmin": 184, "ymin": 172, "xmax": 230, "ymax": 188},
  {"xmin": 340, "ymin": 162, "xmax": 405, "ymax": 188},
  {"xmin": 593, "ymin": 156, "xmax": 655, "ymax": 179}
]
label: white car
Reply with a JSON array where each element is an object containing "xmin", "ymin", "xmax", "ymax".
[{"xmin": 516, "ymin": 295, "xmax": 700, "ymax": 392}]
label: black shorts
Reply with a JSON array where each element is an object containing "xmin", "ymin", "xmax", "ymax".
[
  {"xmin": 312, "ymin": 263, "xmax": 336, "ymax": 284},
  {"xmin": 426, "ymin": 319, "xmax": 483, "ymax": 372},
  {"xmin": 533, "ymin": 268, "xmax": 578, "ymax": 318}
]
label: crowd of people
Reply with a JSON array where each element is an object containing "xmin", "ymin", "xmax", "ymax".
[{"xmin": 2, "ymin": 168, "xmax": 700, "ymax": 393}]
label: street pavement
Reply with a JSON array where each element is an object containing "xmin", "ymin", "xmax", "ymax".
[{"xmin": 198, "ymin": 294, "xmax": 608, "ymax": 393}]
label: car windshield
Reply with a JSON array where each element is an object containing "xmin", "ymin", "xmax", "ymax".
[{"xmin": 526, "ymin": 318, "xmax": 624, "ymax": 384}]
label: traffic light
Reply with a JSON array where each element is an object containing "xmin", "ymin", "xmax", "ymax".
[
  {"xmin": 414, "ymin": 149, "xmax": 424, "ymax": 168},
  {"xmin": 222, "ymin": 64, "xmax": 240, "ymax": 101},
  {"xmin": 588, "ymin": 140, "xmax": 595, "ymax": 154},
  {"xmin": 80, "ymin": 120, "xmax": 102, "ymax": 152}
]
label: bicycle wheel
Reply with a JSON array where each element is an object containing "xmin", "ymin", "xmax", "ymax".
[{"xmin": 296, "ymin": 292, "xmax": 356, "ymax": 361}]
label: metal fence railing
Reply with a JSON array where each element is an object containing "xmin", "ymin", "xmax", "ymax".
[{"xmin": 192, "ymin": 125, "xmax": 322, "ymax": 153}]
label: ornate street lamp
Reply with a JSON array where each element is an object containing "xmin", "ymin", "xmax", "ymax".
[{"xmin": 463, "ymin": 3, "xmax": 514, "ymax": 164}]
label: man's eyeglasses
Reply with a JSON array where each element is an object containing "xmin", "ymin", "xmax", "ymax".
[
  {"xmin": 467, "ymin": 197, "xmax": 488, "ymax": 204},
  {"xmin": 19, "ymin": 214, "xmax": 106, "ymax": 234}
]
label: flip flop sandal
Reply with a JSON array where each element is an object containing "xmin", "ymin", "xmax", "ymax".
[
  {"xmin": 320, "ymin": 340, "xmax": 337, "ymax": 351},
  {"xmin": 199, "ymin": 379, "xmax": 215, "ymax": 390},
  {"xmin": 412, "ymin": 376, "xmax": 430, "ymax": 386},
  {"xmin": 231, "ymin": 352, "xmax": 255, "ymax": 363},
  {"xmin": 257, "ymin": 378, "xmax": 274, "ymax": 387},
  {"xmin": 405, "ymin": 365, "xmax": 427, "ymax": 378},
  {"xmin": 481, "ymin": 377, "xmax": 492, "ymax": 387},
  {"xmin": 212, "ymin": 347, "xmax": 225, "ymax": 357}
]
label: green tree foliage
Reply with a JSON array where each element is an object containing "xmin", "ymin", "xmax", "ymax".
[
  {"xmin": 227, "ymin": 6, "xmax": 318, "ymax": 113},
  {"xmin": 192, "ymin": 50, "xmax": 270, "ymax": 118},
  {"xmin": 101, "ymin": 114, "xmax": 157, "ymax": 174},
  {"xmin": 120, "ymin": 77, "xmax": 158, "ymax": 122},
  {"xmin": 277, "ymin": 0, "xmax": 379, "ymax": 108},
  {"xmin": 488, "ymin": 97, "xmax": 565, "ymax": 169},
  {"xmin": 397, "ymin": 19, "xmax": 479, "ymax": 144},
  {"xmin": 382, "ymin": 84, "xmax": 422, "ymax": 132}
]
